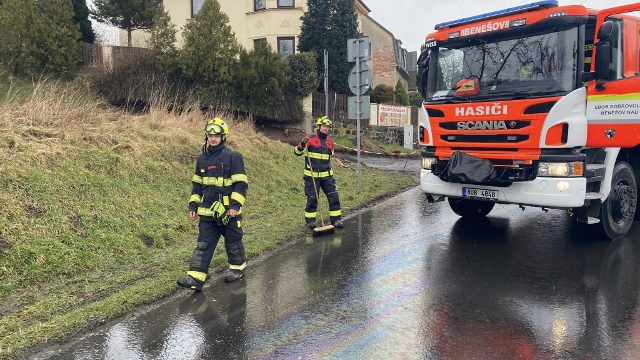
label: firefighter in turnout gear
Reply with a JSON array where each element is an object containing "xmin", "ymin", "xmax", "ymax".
[
  {"xmin": 177, "ymin": 118, "xmax": 248, "ymax": 291},
  {"xmin": 294, "ymin": 116, "xmax": 343, "ymax": 229}
]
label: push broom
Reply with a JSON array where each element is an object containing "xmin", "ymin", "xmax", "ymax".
[{"xmin": 306, "ymin": 147, "xmax": 335, "ymax": 237}]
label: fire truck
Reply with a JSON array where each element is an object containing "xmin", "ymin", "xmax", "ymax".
[{"xmin": 417, "ymin": 1, "xmax": 640, "ymax": 240}]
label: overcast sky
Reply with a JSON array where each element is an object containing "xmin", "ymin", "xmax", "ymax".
[{"xmin": 362, "ymin": 0, "xmax": 633, "ymax": 53}]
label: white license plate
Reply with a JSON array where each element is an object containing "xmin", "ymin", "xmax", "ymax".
[{"xmin": 462, "ymin": 187, "xmax": 498, "ymax": 201}]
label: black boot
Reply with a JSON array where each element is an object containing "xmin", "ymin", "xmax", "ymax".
[
  {"xmin": 225, "ymin": 269, "xmax": 244, "ymax": 283},
  {"xmin": 177, "ymin": 275, "xmax": 204, "ymax": 291},
  {"xmin": 333, "ymin": 220, "xmax": 344, "ymax": 228},
  {"xmin": 306, "ymin": 221, "xmax": 316, "ymax": 229}
]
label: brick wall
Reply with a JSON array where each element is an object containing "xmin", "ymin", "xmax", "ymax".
[{"xmin": 372, "ymin": 45, "xmax": 396, "ymax": 86}]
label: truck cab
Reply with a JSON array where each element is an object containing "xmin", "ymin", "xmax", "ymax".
[{"xmin": 418, "ymin": 1, "xmax": 640, "ymax": 240}]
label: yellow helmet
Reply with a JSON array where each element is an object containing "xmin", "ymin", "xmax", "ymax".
[
  {"xmin": 204, "ymin": 117, "xmax": 229, "ymax": 135},
  {"xmin": 316, "ymin": 116, "xmax": 332, "ymax": 127}
]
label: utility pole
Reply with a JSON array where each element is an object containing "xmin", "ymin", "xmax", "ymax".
[{"xmin": 324, "ymin": 49, "xmax": 329, "ymax": 118}]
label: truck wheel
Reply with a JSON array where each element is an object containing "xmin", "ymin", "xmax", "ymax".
[
  {"xmin": 600, "ymin": 162, "xmax": 637, "ymax": 240},
  {"xmin": 448, "ymin": 198, "xmax": 495, "ymax": 218}
]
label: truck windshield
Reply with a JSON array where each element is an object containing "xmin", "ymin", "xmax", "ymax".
[{"xmin": 426, "ymin": 26, "xmax": 579, "ymax": 102}]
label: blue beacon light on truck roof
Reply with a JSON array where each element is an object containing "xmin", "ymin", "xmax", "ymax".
[{"xmin": 434, "ymin": 0, "xmax": 559, "ymax": 30}]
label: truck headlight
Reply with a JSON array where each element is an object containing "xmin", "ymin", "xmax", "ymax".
[
  {"xmin": 538, "ymin": 162, "xmax": 583, "ymax": 177},
  {"xmin": 422, "ymin": 157, "xmax": 436, "ymax": 169}
]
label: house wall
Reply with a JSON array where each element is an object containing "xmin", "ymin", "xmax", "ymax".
[
  {"xmin": 118, "ymin": 0, "xmax": 413, "ymax": 92},
  {"xmin": 360, "ymin": 15, "xmax": 398, "ymax": 89},
  {"xmin": 234, "ymin": 1, "xmax": 307, "ymax": 52}
]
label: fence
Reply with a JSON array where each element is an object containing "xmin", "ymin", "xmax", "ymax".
[
  {"xmin": 80, "ymin": 43, "xmax": 103, "ymax": 67},
  {"xmin": 79, "ymin": 43, "xmax": 151, "ymax": 68},
  {"xmin": 312, "ymin": 91, "xmax": 349, "ymax": 122}
]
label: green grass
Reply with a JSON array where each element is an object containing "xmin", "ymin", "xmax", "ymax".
[{"xmin": 0, "ymin": 80, "xmax": 416, "ymax": 359}]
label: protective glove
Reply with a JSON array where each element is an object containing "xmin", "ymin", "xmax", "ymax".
[
  {"xmin": 299, "ymin": 137, "xmax": 308, "ymax": 149},
  {"xmin": 210, "ymin": 201, "xmax": 230, "ymax": 225}
]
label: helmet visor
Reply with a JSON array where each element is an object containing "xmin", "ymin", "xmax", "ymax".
[{"xmin": 205, "ymin": 123, "xmax": 224, "ymax": 135}]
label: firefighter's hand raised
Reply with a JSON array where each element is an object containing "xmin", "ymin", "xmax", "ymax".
[{"xmin": 299, "ymin": 137, "xmax": 308, "ymax": 149}]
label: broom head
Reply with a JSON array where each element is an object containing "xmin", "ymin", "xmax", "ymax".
[{"xmin": 312, "ymin": 224, "xmax": 335, "ymax": 237}]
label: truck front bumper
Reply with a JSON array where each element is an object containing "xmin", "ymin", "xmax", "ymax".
[{"xmin": 420, "ymin": 170, "xmax": 587, "ymax": 208}]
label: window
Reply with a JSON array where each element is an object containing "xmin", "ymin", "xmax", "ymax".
[
  {"xmin": 278, "ymin": 37, "xmax": 295, "ymax": 57},
  {"xmin": 607, "ymin": 19, "xmax": 624, "ymax": 80},
  {"xmin": 192, "ymin": 0, "xmax": 204, "ymax": 18},
  {"xmin": 278, "ymin": 0, "xmax": 295, "ymax": 7},
  {"xmin": 255, "ymin": 0, "xmax": 266, "ymax": 11},
  {"xmin": 426, "ymin": 27, "xmax": 580, "ymax": 100}
]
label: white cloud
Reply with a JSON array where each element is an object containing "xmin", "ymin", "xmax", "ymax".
[{"xmin": 362, "ymin": 0, "xmax": 633, "ymax": 53}]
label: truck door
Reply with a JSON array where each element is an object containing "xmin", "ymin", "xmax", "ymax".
[{"xmin": 586, "ymin": 4, "xmax": 640, "ymax": 148}]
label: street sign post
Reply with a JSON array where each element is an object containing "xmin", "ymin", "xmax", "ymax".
[
  {"xmin": 347, "ymin": 37, "xmax": 371, "ymax": 192},
  {"xmin": 348, "ymin": 62, "xmax": 371, "ymax": 96},
  {"xmin": 347, "ymin": 37, "xmax": 371, "ymax": 62}
]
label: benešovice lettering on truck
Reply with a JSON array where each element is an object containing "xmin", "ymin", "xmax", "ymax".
[{"xmin": 417, "ymin": 0, "xmax": 640, "ymax": 240}]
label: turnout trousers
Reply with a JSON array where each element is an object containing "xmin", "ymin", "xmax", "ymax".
[
  {"xmin": 304, "ymin": 176, "xmax": 341, "ymax": 224},
  {"xmin": 189, "ymin": 216, "xmax": 246, "ymax": 275}
]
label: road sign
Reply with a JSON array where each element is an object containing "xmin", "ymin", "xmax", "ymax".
[
  {"xmin": 347, "ymin": 37, "xmax": 371, "ymax": 62},
  {"xmin": 348, "ymin": 96, "xmax": 371, "ymax": 120},
  {"xmin": 348, "ymin": 62, "xmax": 372, "ymax": 96}
]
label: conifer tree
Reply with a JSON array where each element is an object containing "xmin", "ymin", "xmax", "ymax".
[
  {"xmin": 0, "ymin": 0, "xmax": 38, "ymax": 74},
  {"xmin": 148, "ymin": 9, "xmax": 177, "ymax": 74},
  {"xmin": 72, "ymin": 0, "xmax": 95, "ymax": 43},
  {"xmin": 34, "ymin": 0, "xmax": 81, "ymax": 72},
  {"xmin": 394, "ymin": 80, "xmax": 409, "ymax": 106},
  {"xmin": 234, "ymin": 41, "xmax": 288, "ymax": 117},
  {"xmin": 92, "ymin": 0, "xmax": 162, "ymax": 47},
  {"xmin": 298, "ymin": 0, "xmax": 361, "ymax": 94},
  {"xmin": 180, "ymin": 0, "xmax": 240, "ymax": 106}
]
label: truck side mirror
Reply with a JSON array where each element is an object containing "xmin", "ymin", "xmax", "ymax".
[
  {"xmin": 594, "ymin": 42, "xmax": 611, "ymax": 82},
  {"xmin": 597, "ymin": 21, "xmax": 614, "ymax": 42},
  {"xmin": 593, "ymin": 21, "xmax": 614, "ymax": 87}
]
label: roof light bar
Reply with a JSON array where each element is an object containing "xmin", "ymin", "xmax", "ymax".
[{"xmin": 434, "ymin": 0, "xmax": 559, "ymax": 30}]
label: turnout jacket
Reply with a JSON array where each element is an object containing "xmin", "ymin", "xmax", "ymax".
[
  {"xmin": 189, "ymin": 142, "xmax": 248, "ymax": 217},
  {"xmin": 294, "ymin": 132, "xmax": 335, "ymax": 178}
]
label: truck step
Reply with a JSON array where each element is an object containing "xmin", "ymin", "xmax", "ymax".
[
  {"xmin": 585, "ymin": 192, "xmax": 605, "ymax": 200},
  {"xmin": 585, "ymin": 164, "xmax": 607, "ymax": 178},
  {"xmin": 587, "ymin": 216, "xmax": 600, "ymax": 224}
]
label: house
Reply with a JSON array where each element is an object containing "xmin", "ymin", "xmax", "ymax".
[{"xmin": 121, "ymin": 0, "xmax": 416, "ymax": 92}]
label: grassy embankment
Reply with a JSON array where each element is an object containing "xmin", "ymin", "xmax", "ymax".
[{"xmin": 0, "ymin": 77, "xmax": 416, "ymax": 359}]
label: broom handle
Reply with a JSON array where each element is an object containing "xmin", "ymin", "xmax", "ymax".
[{"xmin": 305, "ymin": 146, "xmax": 326, "ymax": 226}]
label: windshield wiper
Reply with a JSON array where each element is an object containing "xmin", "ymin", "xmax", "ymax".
[
  {"xmin": 428, "ymin": 94, "xmax": 472, "ymax": 103},
  {"xmin": 485, "ymin": 89, "xmax": 565, "ymax": 99}
]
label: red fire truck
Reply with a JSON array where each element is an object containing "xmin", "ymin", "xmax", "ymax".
[{"xmin": 418, "ymin": 1, "xmax": 640, "ymax": 240}]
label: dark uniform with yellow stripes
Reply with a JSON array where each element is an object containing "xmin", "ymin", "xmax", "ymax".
[
  {"xmin": 178, "ymin": 118, "xmax": 248, "ymax": 290},
  {"xmin": 294, "ymin": 116, "xmax": 343, "ymax": 228}
]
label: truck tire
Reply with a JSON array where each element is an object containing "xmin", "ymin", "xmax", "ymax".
[
  {"xmin": 600, "ymin": 162, "xmax": 637, "ymax": 240},
  {"xmin": 448, "ymin": 198, "xmax": 495, "ymax": 218}
]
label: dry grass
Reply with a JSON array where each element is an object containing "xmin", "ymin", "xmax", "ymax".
[{"xmin": 0, "ymin": 77, "xmax": 415, "ymax": 359}]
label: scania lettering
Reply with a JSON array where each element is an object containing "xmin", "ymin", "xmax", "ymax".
[
  {"xmin": 457, "ymin": 121, "xmax": 508, "ymax": 131},
  {"xmin": 418, "ymin": 1, "xmax": 640, "ymax": 240}
]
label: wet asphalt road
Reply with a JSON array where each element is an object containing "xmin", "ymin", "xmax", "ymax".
[{"xmin": 27, "ymin": 155, "xmax": 640, "ymax": 360}]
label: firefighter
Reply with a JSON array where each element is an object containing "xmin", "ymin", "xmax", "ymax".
[
  {"xmin": 294, "ymin": 116, "xmax": 343, "ymax": 229},
  {"xmin": 177, "ymin": 117, "xmax": 248, "ymax": 291}
]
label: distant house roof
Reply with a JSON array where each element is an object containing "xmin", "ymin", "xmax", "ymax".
[{"xmin": 357, "ymin": 0, "xmax": 372, "ymax": 13}]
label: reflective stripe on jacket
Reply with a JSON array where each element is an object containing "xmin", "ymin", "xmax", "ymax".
[
  {"xmin": 189, "ymin": 144, "xmax": 248, "ymax": 217},
  {"xmin": 294, "ymin": 133, "xmax": 335, "ymax": 179}
]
